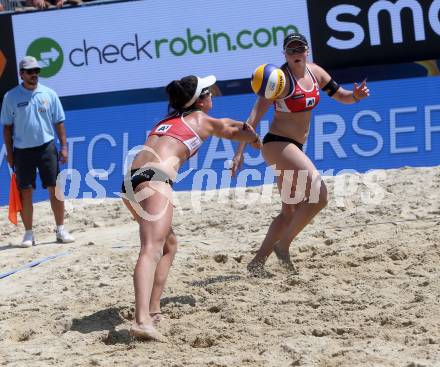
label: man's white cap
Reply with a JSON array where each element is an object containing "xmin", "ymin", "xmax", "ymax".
[
  {"xmin": 19, "ymin": 56, "xmax": 41, "ymax": 70},
  {"xmin": 184, "ymin": 75, "xmax": 216, "ymax": 108}
]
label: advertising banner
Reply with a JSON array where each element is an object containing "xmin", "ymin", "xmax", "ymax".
[
  {"xmin": 1, "ymin": 76, "xmax": 439, "ymax": 205},
  {"xmin": 307, "ymin": 0, "xmax": 440, "ymax": 69},
  {"xmin": 11, "ymin": 0, "xmax": 311, "ymax": 97}
]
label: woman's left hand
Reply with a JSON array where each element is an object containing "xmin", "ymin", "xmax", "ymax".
[{"xmin": 353, "ymin": 79, "xmax": 370, "ymax": 102}]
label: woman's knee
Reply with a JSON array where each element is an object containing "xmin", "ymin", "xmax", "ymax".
[
  {"xmin": 164, "ymin": 232, "xmax": 178, "ymax": 256},
  {"xmin": 280, "ymin": 206, "xmax": 296, "ymax": 222},
  {"xmin": 139, "ymin": 242, "xmax": 164, "ymax": 263},
  {"xmin": 308, "ymin": 177, "xmax": 328, "ymax": 208},
  {"xmin": 310, "ymin": 181, "xmax": 328, "ymax": 210}
]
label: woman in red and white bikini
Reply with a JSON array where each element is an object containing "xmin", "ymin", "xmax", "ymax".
[
  {"xmin": 231, "ymin": 32, "xmax": 370, "ymax": 277},
  {"xmin": 122, "ymin": 74, "xmax": 261, "ymax": 340}
]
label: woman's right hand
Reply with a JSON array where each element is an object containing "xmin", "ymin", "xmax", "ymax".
[
  {"xmin": 230, "ymin": 152, "xmax": 244, "ymax": 176},
  {"xmin": 249, "ymin": 136, "xmax": 263, "ymax": 150}
]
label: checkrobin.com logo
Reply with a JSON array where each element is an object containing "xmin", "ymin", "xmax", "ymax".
[
  {"xmin": 26, "ymin": 38, "xmax": 64, "ymax": 78},
  {"xmin": 25, "ymin": 25, "xmax": 298, "ymax": 74}
]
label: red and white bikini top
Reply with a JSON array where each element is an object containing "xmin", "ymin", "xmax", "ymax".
[
  {"xmin": 274, "ymin": 64, "xmax": 320, "ymax": 113},
  {"xmin": 149, "ymin": 112, "xmax": 203, "ymax": 157}
]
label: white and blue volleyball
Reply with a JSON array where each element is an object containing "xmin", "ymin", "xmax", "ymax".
[{"xmin": 251, "ymin": 64, "xmax": 286, "ymax": 99}]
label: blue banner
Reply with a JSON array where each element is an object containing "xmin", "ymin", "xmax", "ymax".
[{"xmin": 1, "ymin": 76, "xmax": 439, "ymax": 205}]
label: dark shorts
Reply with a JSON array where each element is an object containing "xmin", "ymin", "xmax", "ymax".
[
  {"xmin": 262, "ymin": 132, "xmax": 304, "ymax": 151},
  {"xmin": 121, "ymin": 167, "xmax": 174, "ymax": 194},
  {"xmin": 14, "ymin": 140, "xmax": 59, "ymax": 190}
]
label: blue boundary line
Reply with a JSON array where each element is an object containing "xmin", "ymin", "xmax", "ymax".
[{"xmin": 0, "ymin": 251, "xmax": 69, "ymax": 280}]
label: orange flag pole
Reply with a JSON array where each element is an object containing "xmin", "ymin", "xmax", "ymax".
[{"xmin": 8, "ymin": 173, "xmax": 22, "ymax": 225}]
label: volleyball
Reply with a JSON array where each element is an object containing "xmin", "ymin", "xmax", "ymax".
[{"xmin": 250, "ymin": 64, "xmax": 286, "ymax": 99}]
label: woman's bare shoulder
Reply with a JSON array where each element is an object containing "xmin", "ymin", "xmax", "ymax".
[
  {"xmin": 307, "ymin": 62, "xmax": 323, "ymax": 73},
  {"xmin": 308, "ymin": 63, "xmax": 331, "ymax": 85}
]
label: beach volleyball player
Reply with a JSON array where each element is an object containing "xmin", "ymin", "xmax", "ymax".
[
  {"xmin": 231, "ymin": 32, "xmax": 370, "ymax": 276},
  {"xmin": 121, "ymin": 74, "xmax": 261, "ymax": 340}
]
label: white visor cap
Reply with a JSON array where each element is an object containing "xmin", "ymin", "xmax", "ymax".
[{"xmin": 183, "ymin": 75, "xmax": 216, "ymax": 108}]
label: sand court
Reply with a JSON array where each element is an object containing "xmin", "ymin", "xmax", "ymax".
[{"xmin": 0, "ymin": 166, "xmax": 439, "ymax": 367}]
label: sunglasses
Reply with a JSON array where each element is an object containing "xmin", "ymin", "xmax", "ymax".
[
  {"xmin": 284, "ymin": 46, "xmax": 308, "ymax": 55},
  {"xmin": 22, "ymin": 68, "xmax": 41, "ymax": 75},
  {"xmin": 199, "ymin": 88, "xmax": 212, "ymax": 98}
]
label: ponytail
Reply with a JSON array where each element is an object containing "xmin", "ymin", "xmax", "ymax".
[{"xmin": 165, "ymin": 76, "xmax": 198, "ymax": 115}]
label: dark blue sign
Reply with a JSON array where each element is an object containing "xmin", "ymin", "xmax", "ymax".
[{"xmin": 1, "ymin": 76, "xmax": 439, "ymax": 205}]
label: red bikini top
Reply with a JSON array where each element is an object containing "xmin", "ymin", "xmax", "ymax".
[
  {"xmin": 149, "ymin": 113, "xmax": 203, "ymax": 157},
  {"xmin": 274, "ymin": 64, "xmax": 320, "ymax": 113}
]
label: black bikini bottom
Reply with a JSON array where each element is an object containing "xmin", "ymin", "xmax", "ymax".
[
  {"xmin": 121, "ymin": 167, "xmax": 174, "ymax": 194},
  {"xmin": 262, "ymin": 132, "xmax": 303, "ymax": 151}
]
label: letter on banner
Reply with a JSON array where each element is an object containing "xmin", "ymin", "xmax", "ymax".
[
  {"xmin": 87, "ymin": 134, "xmax": 116, "ymax": 177},
  {"xmin": 425, "ymin": 105, "xmax": 440, "ymax": 151},
  {"xmin": 0, "ymin": 144, "xmax": 8, "ymax": 172},
  {"xmin": 352, "ymin": 110, "xmax": 383, "ymax": 157},
  {"xmin": 66, "ymin": 136, "xmax": 86, "ymax": 171},
  {"xmin": 314, "ymin": 114, "xmax": 347, "ymax": 160},
  {"xmin": 390, "ymin": 107, "xmax": 418, "ymax": 154},
  {"xmin": 326, "ymin": 5, "xmax": 364, "ymax": 49},
  {"xmin": 368, "ymin": 0, "xmax": 425, "ymax": 45},
  {"xmin": 203, "ymin": 137, "xmax": 235, "ymax": 169}
]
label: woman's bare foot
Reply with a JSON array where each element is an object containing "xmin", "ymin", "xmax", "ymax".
[
  {"xmin": 247, "ymin": 260, "xmax": 274, "ymax": 278},
  {"xmin": 150, "ymin": 312, "xmax": 162, "ymax": 326},
  {"xmin": 130, "ymin": 322, "xmax": 166, "ymax": 342},
  {"xmin": 273, "ymin": 243, "xmax": 298, "ymax": 274}
]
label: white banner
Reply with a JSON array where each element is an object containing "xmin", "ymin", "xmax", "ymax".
[{"xmin": 12, "ymin": 0, "xmax": 311, "ymax": 97}]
